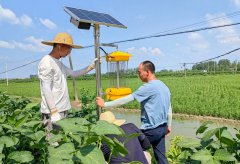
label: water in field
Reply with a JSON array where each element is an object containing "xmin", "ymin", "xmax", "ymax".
[{"xmin": 112, "ymin": 110, "xmax": 240, "ymax": 148}]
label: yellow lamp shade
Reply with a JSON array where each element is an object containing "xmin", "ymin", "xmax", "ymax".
[
  {"xmin": 106, "ymin": 51, "xmax": 132, "ymax": 62},
  {"xmin": 106, "ymin": 88, "xmax": 132, "ymax": 100}
]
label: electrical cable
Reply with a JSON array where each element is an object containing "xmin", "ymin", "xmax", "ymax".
[
  {"xmin": 0, "ymin": 59, "xmax": 40, "ymax": 75},
  {"xmin": 2, "ymin": 21, "xmax": 240, "ymax": 75},
  {"xmin": 83, "ymin": 22, "xmax": 240, "ymax": 48}
]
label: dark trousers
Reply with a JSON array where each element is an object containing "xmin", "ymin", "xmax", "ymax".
[{"xmin": 142, "ymin": 123, "xmax": 168, "ymax": 164}]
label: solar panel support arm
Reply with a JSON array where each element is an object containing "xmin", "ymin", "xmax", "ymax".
[{"xmin": 70, "ymin": 17, "xmax": 91, "ymax": 30}]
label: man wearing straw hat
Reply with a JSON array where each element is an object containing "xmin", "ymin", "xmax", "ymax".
[
  {"xmin": 38, "ymin": 32, "xmax": 98, "ymax": 137},
  {"xmin": 96, "ymin": 61, "xmax": 172, "ymax": 164},
  {"xmin": 100, "ymin": 111, "xmax": 151, "ymax": 164}
]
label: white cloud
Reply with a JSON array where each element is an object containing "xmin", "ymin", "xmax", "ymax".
[
  {"xmin": 126, "ymin": 47, "xmax": 135, "ymax": 53},
  {"xmin": 126, "ymin": 46, "xmax": 164, "ymax": 56},
  {"xmin": 0, "ymin": 5, "xmax": 32, "ymax": 26},
  {"xmin": 20, "ymin": 15, "xmax": 32, "ymax": 26},
  {"xmin": 39, "ymin": 18, "xmax": 57, "ymax": 29},
  {"xmin": 187, "ymin": 32, "xmax": 210, "ymax": 50},
  {"xmin": 139, "ymin": 47, "xmax": 148, "ymax": 53},
  {"xmin": 232, "ymin": 0, "xmax": 240, "ymax": 7},
  {"xmin": 0, "ymin": 36, "xmax": 48, "ymax": 52},
  {"xmin": 0, "ymin": 40, "xmax": 15, "ymax": 49},
  {"xmin": 188, "ymin": 33, "xmax": 203, "ymax": 40},
  {"xmin": 206, "ymin": 13, "xmax": 240, "ymax": 45},
  {"xmin": 149, "ymin": 47, "xmax": 162, "ymax": 55},
  {"xmin": 193, "ymin": 43, "xmax": 209, "ymax": 49}
]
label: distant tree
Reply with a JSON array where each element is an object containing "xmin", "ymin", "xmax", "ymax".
[
  {"xmin": 218, "ymin": 59, "xmax": 231, "ymax": 71},
  {"xmin": 192, "ymin": 63, "xmax": 205, "ymax": 70},
  {"xmin": 30, "ymin": 74, "xmax": 38, "ymax": 79}
]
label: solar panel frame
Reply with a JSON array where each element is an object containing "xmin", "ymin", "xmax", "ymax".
[{"xmin": 64, "ymin": 6, "xmax": 127, "ymax": 29}]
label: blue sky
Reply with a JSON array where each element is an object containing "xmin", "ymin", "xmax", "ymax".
[{"xmin": 1, "ymin": 0, "xmax": 240, "ymax": 78}]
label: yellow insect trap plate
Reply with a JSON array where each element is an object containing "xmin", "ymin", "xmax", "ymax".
[
  {"xmin": 106, "ymin": 88, "xmax": 132, "ymax": 100},
  {"xmin": 106, "ymin": 51, "xmax": 132, "ymax": 62}
]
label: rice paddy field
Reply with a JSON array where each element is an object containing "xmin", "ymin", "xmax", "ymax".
[{"xmin": 0, "ymin": 74, "xmax": 240, "ymax": 120}]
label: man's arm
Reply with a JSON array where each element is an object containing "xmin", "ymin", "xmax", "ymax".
[
  {"xmin": 40, "ymin": 80, "xmax": 56, "ymax": 111},
  {"xmin": 167, "ymin": 104, "xmax": 172, "ymax": 136},
  {"xmin": 96, "ymin": 94, "xmax": 135, "ymax": 108},
  {"xmin": 64, "ymin": 58, "xmax": 99, "ymax": 77},
  {"xmin": 68, "ymin": 66, "xmax": 94, "ymax": 77}
]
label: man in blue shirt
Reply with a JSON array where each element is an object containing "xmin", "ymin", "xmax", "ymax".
[{"xmin": 96, "ymin": 61, "xmax": 172, "ymax": 164}]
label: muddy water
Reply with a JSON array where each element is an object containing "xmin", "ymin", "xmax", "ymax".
[{"xmin": 112, "ymin": 110, "xmax": 240, "ymax": 148}]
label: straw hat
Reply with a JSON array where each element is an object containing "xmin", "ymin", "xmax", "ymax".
[
  {"xmin": 100, "ymin": 111, "xmax": 126, "ymax": 126},
  {"xmin": 41, "ymin": 32, "xmax": 82, "ymax": 49}
]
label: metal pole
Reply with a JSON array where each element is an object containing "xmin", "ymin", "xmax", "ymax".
[
  {"xmin": 5, "ymin": 63, "xmax": 8, "ymax": 86},
  {"xmin": 116, "ymin": 61, "xmax": 120, "ymax": 88},
  {"xmin": 94, "ymin": 24, "xmax": 102, "ymax": 118},
  {"xmin": 235, "ymin": 60, "xmax": 238, "ymax": 74},
  {"xmin": 68, "ymin": 54, "xmax": 78, "ymax": 102},
  {"xmin": 183, "ymin": 63, "xmax": 186, "ymax": 77}
]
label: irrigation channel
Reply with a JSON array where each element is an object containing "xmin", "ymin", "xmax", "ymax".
[{"xmin": 109, "ymin": 109, "xmax": 240, "ymax": 149}]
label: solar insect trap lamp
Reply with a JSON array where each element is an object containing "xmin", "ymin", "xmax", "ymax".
[
  {"xmin": 105, "ymin": 51, "xmax": 132, "ymax": 100},
  {"xmin": 64, "ymin": 6, "xmax": 127, "ymax": 118}
]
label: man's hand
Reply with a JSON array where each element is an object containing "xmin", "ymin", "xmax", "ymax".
[
  {"xmin": 50, "ymin": 108, "xmax": 61, "ymax": 122},
  {"xmin": 166, "ymin": 127, "xmax": 171, "ymax": 137},
  {"xmin": 88, "ymin": 57, "xmax": 102, "ymax": 70},
  {"xmin": 96, "ymin": 97, "xmax": 105, "ymax": 107}
]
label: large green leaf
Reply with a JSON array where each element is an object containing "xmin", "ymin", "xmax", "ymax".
[
  {"xmin": 218, "ymin": 129, "xmax": 234, "ymax": 146},
  {"xmin": 86, "ymin": 136, "xmax": 99, "ymax": 145},
  {"xmin": 8, "ymin": 151, "xmax": 34, "ymax": 163},
  {"xmin": 70, "ymin": 134, "xmax": 82, "ymax": 145},
  {"xmin": 0, "ymin": 116, "xmax": 6, "ymax": 123},
  {"xmin": 0, "ymin": 144, "xmax": 3, "ymax": 153},
  {"xmin": 1, "ymin": 124, "xmax": 13, "ymax": 131},
  {"xmin": 24, "ymin": 102, "xmax": 39, "ymax": 109},
  {"xmin": 208, "ymin": 140, "xmax": 220, "ymax": 150},
  {"xmin": 15, "ymin": 115, "xmax": 28, "ymax": 127},
  {"xmin": 213, "ymin": 149, "xmax": 236, "ymax": 161},
  {"xmin": 113, "ymin": 137, "xmax": 128, "ymax": 157},
  {"xmin": 196, "ymin": 121, "xmax": 212, "ymax": 135},
  {"xmin": 177, "ymin": 150, "xmax": 191, "ymax": 162},
  {"xmin": 56, "ymin": 118, "xmax": 89, "ymax": 134},
  {"xmin": 202, "ymin": 128, "xmax": 220, "ymax": 141},
  {"xmin": 91, "ymin": 120, "xmax": 124, "ymax": 136},
  {"xmin": 0, "ymin": 153, "xmax": 5, "ymax": 161},
  {"xmin": 191, "ymin": 149, "xmax": 213, "ymax": 162},
  {"xmin": 101, "ymin": 135, "xmax": 114, "ymax": 150},
  {"xmin": 0, "ymin": 136, "xmax": 15, "ymax": 147},
  {"xmin": 48, "ymin": 143, "xmax": 75, "ymax": 164},
  {"xmin": 23, "ymin": 120, "xmax": 42, "ymax": 127},
  {"xmin": 75, "ymin": 145, "xmax": 106, "ymax": 164},
  {"xmin": 123, "ymin": 133, "xmax": 140, "ymax": 145},
  {"xmin": 122, "ymin": 162, "xmax": 142, "ymax": 164},
  {"xmin": 48, "ymin": 134, "xmax": 63, "ymax": 143},
  {"xmin": 202, "ymin": 159, "xmax": 221, "ymax": 164},
  {"xmin": 28, "ymin": 131, "xmax": 45, "ymax": 142},
  {"xmin": 13, "ymin": 109, "xmax": 23, "ymax": 115},
  {"xmin": 11, "ymin": 136, "xmax": 19, "ymax": 145},
  {"xmin": 177, "ymin": 138, "xmax": 201, "ymax": 148}
]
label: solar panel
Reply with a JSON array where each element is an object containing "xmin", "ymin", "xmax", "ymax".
[{"xmin": 64, "ymin": 6, "xmax": 127, "ymax": 29}]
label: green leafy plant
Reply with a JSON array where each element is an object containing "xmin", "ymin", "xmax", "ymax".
[
  {"xmin": 0, "ymin": 91, "xmax": 142, "ymax": 164},
  {"xmin": 167, "ymin": 122, "xmax": 239, "ymax": 163},
  {"xmin": 0, "ymin": 92, "xmax": 47, "ymax": 163}
]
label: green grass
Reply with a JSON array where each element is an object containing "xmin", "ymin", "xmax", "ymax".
[{"xmin": 0, "ymin": 74, "xmax": 240, "ymax": 120}]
